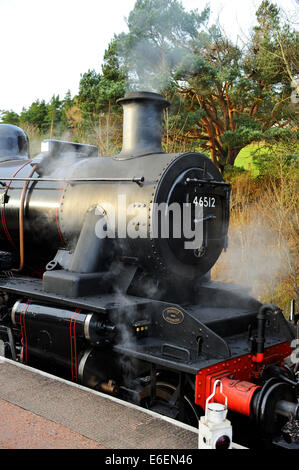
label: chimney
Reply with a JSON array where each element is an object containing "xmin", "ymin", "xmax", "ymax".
[{"xmin": 116, "ymin": 91, "xmax": 169, "ymax": 158}]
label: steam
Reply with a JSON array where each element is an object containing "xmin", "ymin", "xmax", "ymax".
[
  {"xmin": 213, "ymin": 220, "xmax": 288, "ymax": 302},
  {"xmin": 123, "ymin": 39, "xmax": 189, "ymax": 93},
  {"xmin": 119, "ymin": 3, "xmax": 210, "ymax": 93}
]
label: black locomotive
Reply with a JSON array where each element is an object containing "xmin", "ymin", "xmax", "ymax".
[{"xmin": 0, "ymin": 92, "xmax": 298, "ymax": 449}]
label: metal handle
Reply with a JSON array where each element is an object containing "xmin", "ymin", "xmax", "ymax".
[{"xmin": 205, "ymin": 379, "xmax": 228, "ymax": 414}]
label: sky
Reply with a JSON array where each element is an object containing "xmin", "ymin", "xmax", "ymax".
[{"xmin": 0, "ymin": 0, "xmax": 297, "ymax": 113}]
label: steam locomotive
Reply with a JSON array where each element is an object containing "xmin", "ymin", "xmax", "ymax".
[{"xmin": 0, "ymin": 92, "xmax": 298, "ymax": 449}]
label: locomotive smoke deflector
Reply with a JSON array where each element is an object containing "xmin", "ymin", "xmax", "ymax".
[{"xmin": 116, "ymin": 91, "xmax": 169, "ymax": 158}]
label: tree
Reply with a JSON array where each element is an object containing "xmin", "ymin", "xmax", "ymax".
[
  {"xmin": 46, "ymin": 95, "xmax": 65, "ymax": 137},
  {"xmin": 76, "ymin": 39, "xmax": 127, "ymax": 152},
  {"xmin": 77, "ymin": 39, "xmax": 127, "ymax": 124},
  {"xmin": 0, "ymin": 110, "xmax": 20, "ymax": 126},
  {"xmin": 173, "ymin": 0, "xmax": 299, "ymax": 169},
  {"xmin": 116, "ymin": 0, "xmax": 209, "ymax": 91},
  {"xmin": 114, "ymin": 0, "xmax": 298, "ymax": 170},
  {"xmin": 18, "ymin": 95, "xmax": 70, "ymax": 136},
  {"xmin": 63, "ymin": 90, "xmax": 74, "ymax": 110},
  {"xmin": 20, "ymin": 100, "xmax": 49, "ymax": 132},
  {"xmin": 251, "ymin": 1, "xmax": 299, "ymax": 94},
  {"xmin": 173, "ymin": 29, "xmax": 250, "ymax": 168}
]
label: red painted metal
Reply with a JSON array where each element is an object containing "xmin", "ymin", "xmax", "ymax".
[
  {"xmin": 252, "ymin": 352, "xmax": 264, "ymax": 363},
  {"xmin": 195, "ymin": 342, "xmax": 292, "ymax": 414},
  {"xmin": 214, "ymin": 377, "xmax": 260, "ymax": 416},
  {"xmin": 1, "ymin": 160, "xmax": 32, "ymax": 247}
]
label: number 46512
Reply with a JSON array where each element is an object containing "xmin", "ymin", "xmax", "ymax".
[{"xmin": 193, "ymin": 196, "xmax": 215, "ymax": 207}]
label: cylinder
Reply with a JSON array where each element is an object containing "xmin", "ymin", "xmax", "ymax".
[
  {"xmin": 10, "ymin": 300, "xmax": 114, "ymax": 380},
  {"xmin": 11, "ymin": 300, "xmax": 108, "ymax": 353},
  {"xmin": 214, "ymin": 377, "xmax": 260, "ymax": 416}
]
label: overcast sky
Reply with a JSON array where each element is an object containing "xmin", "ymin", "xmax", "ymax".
[{"xmin": 0, "ymin": 0, "xmax": 297, "ymax": 113}]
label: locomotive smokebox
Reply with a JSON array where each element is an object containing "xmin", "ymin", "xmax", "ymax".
[{"xmin": 117, "ymin": 91, "xmax": 169, "ymax": 158}]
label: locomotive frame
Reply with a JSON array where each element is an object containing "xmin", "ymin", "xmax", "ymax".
[{"xmin": 0, "ymin": 92, "xmax": 298, "ymax": 449}]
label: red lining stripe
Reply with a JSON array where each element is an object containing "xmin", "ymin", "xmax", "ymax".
[
  {"xmin": 19, "ymin": 299, "xmax": 31, "ymax": 364},
  {"xmin": 1, "ymin": 161, "xmax": 32, "ymax": 247},
  {"xmin": 69, "ymin": 310, "xmax": 77, "ymax": 381},
  {"xmin": 1, "ymin": 205, "xmax": 14, "ymax": 247},
  {"xmin": 73, "ymin": 310, "xmax": 81, "ymax": 382},
  {"xmin": 70, "ymin": 309, "xmax": 81, "ymax": 382}
]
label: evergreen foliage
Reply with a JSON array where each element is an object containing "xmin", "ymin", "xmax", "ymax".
[{"xmin": 0, "ymin": 1, "xmax": 297, "ymax": 167}]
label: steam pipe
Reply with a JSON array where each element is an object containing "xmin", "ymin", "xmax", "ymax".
[
  {"xmin": 12, "ymin": 164, "xmax": 38, "ymax": 272},
  {"xmin": 68, "ymin": 207, "xmax": 106, "ymax": 273},
  {"xmin": 0, "ymin": 176, "xmax": 144, "ymax": 184},
  {"xmin": 252, "ymin": 304, "xmax": 281, "ymax": 363},
  {"xmin": 289, "ymin": 299, "xmax": 295, "ymax": 322}
]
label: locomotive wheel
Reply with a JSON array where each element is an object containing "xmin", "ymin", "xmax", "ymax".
[
  {"xmin": 140, "ymin": 380, "xmax": 200, "ymax": 427},
  {"xmin": 253, "ymin": 378, "xmax": 298, "ymax": 435}
]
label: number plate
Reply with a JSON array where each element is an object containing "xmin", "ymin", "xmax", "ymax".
[{"xmin": 192, "ymin": 196, "xmax": 216, "ymax": 208}]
